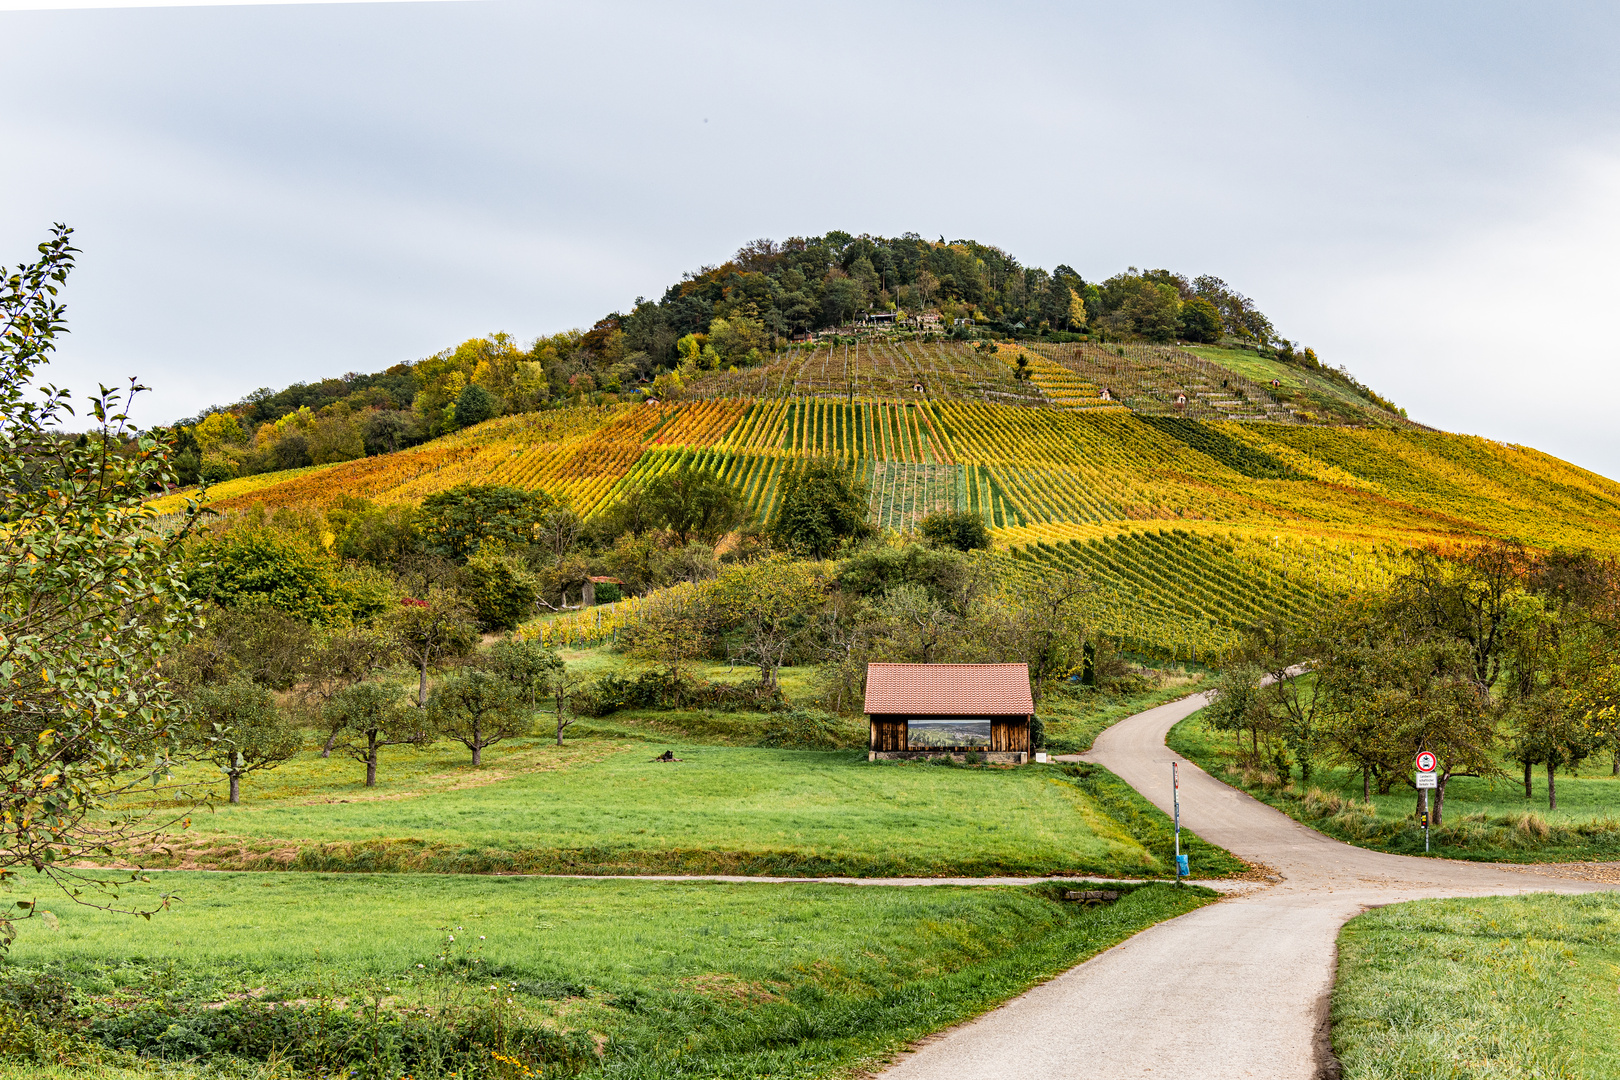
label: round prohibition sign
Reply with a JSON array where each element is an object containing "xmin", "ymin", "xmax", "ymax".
[{"xmin": 1415, "ymin": 750, "xmax": 1438, "ymax": 773}]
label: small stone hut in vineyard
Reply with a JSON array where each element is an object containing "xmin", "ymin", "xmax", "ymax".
[{"xmin": 864, "ymin": 662, "xmax": 1034, "ymax": 764}]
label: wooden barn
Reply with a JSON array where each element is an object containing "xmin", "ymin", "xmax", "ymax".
[{"xmin": 864, "ymin": 662, "xmax": 1034, "ymax": 764}]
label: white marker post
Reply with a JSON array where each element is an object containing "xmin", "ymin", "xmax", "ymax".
[
  {"xmin": 1172, "ymin": 762, "xmax": 1186, "ymax": 880},
  {"xmin": 1415, "ymin": 751, "xmax": 1438, "ymax": 852}
]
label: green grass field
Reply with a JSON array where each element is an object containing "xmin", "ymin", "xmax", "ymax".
[
  {"xmin": 1, "ymin": 663, "xmax": 1242, "ymax": 1078},
  {"xmin": 155, "ymin": 740, "xmax": 1196, "ymax": 878},
  {"xmin": 1168, "ymin": 709, "xmax": 1620, "ymax": 862},
  {"xmin": 0, "ymin": 872, "xmax": 1217, "ymax": 1079},
  {"xmin": 131, "ymin": 652, "xmax": 1220, "ymax": 879},
  {"xmin": 1332, "ymin": 892, "xmax": 1620, "ymax": 1079}
]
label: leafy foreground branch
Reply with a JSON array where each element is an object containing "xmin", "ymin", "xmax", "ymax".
[
  {"xmin": 0, "ymin": 227, "xmax": 211, "ymax": 946},
  {"xmin": 0, "ymin": 873, "xmax": 1217, "ymax": 1079}
]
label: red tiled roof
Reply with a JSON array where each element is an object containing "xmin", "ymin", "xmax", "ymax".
[{"xmin": 863, "ymin": 663, "xmax": 1033, "ymax": 715}]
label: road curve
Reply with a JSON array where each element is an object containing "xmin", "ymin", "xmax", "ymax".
[{"xmin": 880, "ymin": 692, "xmax": 1618, "ymax": 1080}]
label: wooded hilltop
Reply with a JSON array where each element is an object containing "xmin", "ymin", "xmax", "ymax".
[{"xmin": 168, "ymin": 231, "xmax": 1400, "ymax": 486}]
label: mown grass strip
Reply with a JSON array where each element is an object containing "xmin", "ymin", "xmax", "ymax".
[{"xmin": 1333, "ymin": 893, "xmax": 1620, "ymax": 1080}]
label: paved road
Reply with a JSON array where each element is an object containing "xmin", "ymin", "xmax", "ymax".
[{"xmin": 882, "ymin": 692, "xmax": 1618, "ymax": 1080}]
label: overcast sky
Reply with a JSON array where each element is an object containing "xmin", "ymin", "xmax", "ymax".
[{"xmin": 2, "ymin": 0, "xmax": 1618, "ymax": 476}]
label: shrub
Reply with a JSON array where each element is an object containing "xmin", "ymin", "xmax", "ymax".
[
  {"xmin": 760, "ymin": 709, "xmax": 860, "ymax": 749},
  {"xmin": 0, "ymin": 968, "xmax": 78, "ymax": 1029},
  {"xmin": 706, "ymin": 678, "xmax": 786, "ymax": 714},
  {"xmin": 198, "ymin": 453, "xmax": 236, "ymax": 484},
  {"xmin": 917, "ymin": 509, "xmax": 991, "ymax": 552},
  {"xmin": 573, "ymin": 672, "xmax": 674, "ymax": 717},
  {"xmin": 460, "ymin": 547, "xmax": 539, "ymax": 631},
  {"xmin": 184, "ymin": 527, "xmax": 392, "ymax": 625}
]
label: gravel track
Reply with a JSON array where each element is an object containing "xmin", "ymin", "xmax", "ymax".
[{"xmin": 880, "ymin": 691, "xmax": 1620, "ymax": 1080}]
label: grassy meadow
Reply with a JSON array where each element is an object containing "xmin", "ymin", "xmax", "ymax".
[
  {"xmin": 0, "ymin": 872, "xmax": 1217, "ymax": 1079},
  {"xmin": 1332, "ymin": 892, "xmax": 1620, "ymax": 1079},
  {"xmin": 128, "ymin": 650, "xmax": 1221, "ymax": 879},
  {"xmin": 160, "ymin": 742, "xmax": 1169, "ymax": 877},
  {"xmin": 1168, "ymin": 708, "xmax": 1620, "ymax": 862},
  {"xmin": 0, "ymin": 655, "xmax": 1240, "ymax": 1078}
]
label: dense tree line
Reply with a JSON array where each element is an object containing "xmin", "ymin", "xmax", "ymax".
[{"xmin": 1210, "ymin": 544, "xmax": 1620, "ymax": 824}]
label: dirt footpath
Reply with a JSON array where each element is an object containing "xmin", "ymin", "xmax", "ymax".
[{"xmin": 880, "ymin": 693, "xmax": 1619, "ymax": 1080}]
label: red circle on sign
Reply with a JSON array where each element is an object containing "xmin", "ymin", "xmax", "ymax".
[{"xmin": 1416, "ymin": 751, "xmax": 1437, "ymax": 772}]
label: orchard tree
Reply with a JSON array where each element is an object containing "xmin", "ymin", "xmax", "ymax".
[
  {"xmin": 1383, "ymin": 645, "xmax": 1498, "ymax": 827},
  {"xmin": 482, "ymin": 637, "xmax": 562, "ymax": 709},
  {"xmin": 622, "ymin": 583, "xmax": 713, "ymax": 707},
  {"xmin": 1394, "ymin": 542, "xmax": 1524, "ymax": 693},
  {"xmin": 993, "ymin": 569, "xmax": 1095, "ymax": 704},
  {"xmin": 387, "ymin": 587, "xmax": 480, "ymax": 706},
  {"xmin": 297, "ymin": 625, "xmax": 398, "ymax": 757},
  {"xmin": 546, "ymin": 659, "xmax": 587, "ymax": 746},
  {"xmin": 189, "ymin": 677, "xmax": 300, "ymax": 804},
  {"xmin": 1511, "ymin": 692, "xmax": 1601, "ymax": 811},
  {"xmin": 877, "ymin": 583, "xmax": 957, "ymax": 664},
  {"xmin": 0, "ymin": 227, "xmax": 211, "ymax": 946},
  {"xmin": 428, "ymin": 670, "xmax": 528, "ymax": 766},
  {"xmin": 1204, "ymin": 662, "xmax": 1276, "ymax": 769},
  {"xmin": 712, "ymin": 558, "xmax": 826, "ymax": 691},
  {"xmin": 1320, "ymin": 624, "xmax": 1498, "ymax": 824},
  {"xmin": 171, "ymin": 600, "xmax": 313, "ymax": 692},
  {"xmin": 1240, "ymin": 619, "xmax": 1331, "ymax": 782},
  {"xmin": 327, "ymin": 680, "xmax": 430, "ymax": 787}
]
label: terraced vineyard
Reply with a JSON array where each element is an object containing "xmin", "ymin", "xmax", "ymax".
[
  {"xmin": 1026, "ymin": 342, "xmax": 1301, "ymax": 422},
  {"xmin": 999, "ymin": 345, "xmax": 1121, "ymax": 410},
  {"xmin": 154, "ymin": 344, "xmax": 1620, "ymax": 656},
  {"xmin": 687, "ymin": 340, "xmax": 1046, "ymax": 406}
]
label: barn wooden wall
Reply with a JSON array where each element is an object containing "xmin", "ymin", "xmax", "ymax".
[
  {"xmin": 990, "ymin": 718, "xmax": 1031, "ymax": 754},
  {"xmin": 870, "ymin": 718, "xmax": 909, "ymax": 752}
]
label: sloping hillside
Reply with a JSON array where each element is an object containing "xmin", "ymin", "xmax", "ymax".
[{"xmin": 156, "ymin": 339, "xmax": 1620, "ymax": 661}]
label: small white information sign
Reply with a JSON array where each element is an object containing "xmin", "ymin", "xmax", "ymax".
[{"xmin": 1416, "ymin": 771, "xmax": 1438, "ymax": 789}]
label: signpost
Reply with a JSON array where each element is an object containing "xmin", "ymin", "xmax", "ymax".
[
  {"xmin": 1415, "ymin": 751, "xmax": 1438, "ymax": 852},
  {"xmin": 1172, "ymin": 762, "xmax": 1188, "ymax": 879}
]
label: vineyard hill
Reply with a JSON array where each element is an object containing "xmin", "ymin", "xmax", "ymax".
[{"xmin": 161, "ymin": 340, "xmax": 1620, "ymax": 658}]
